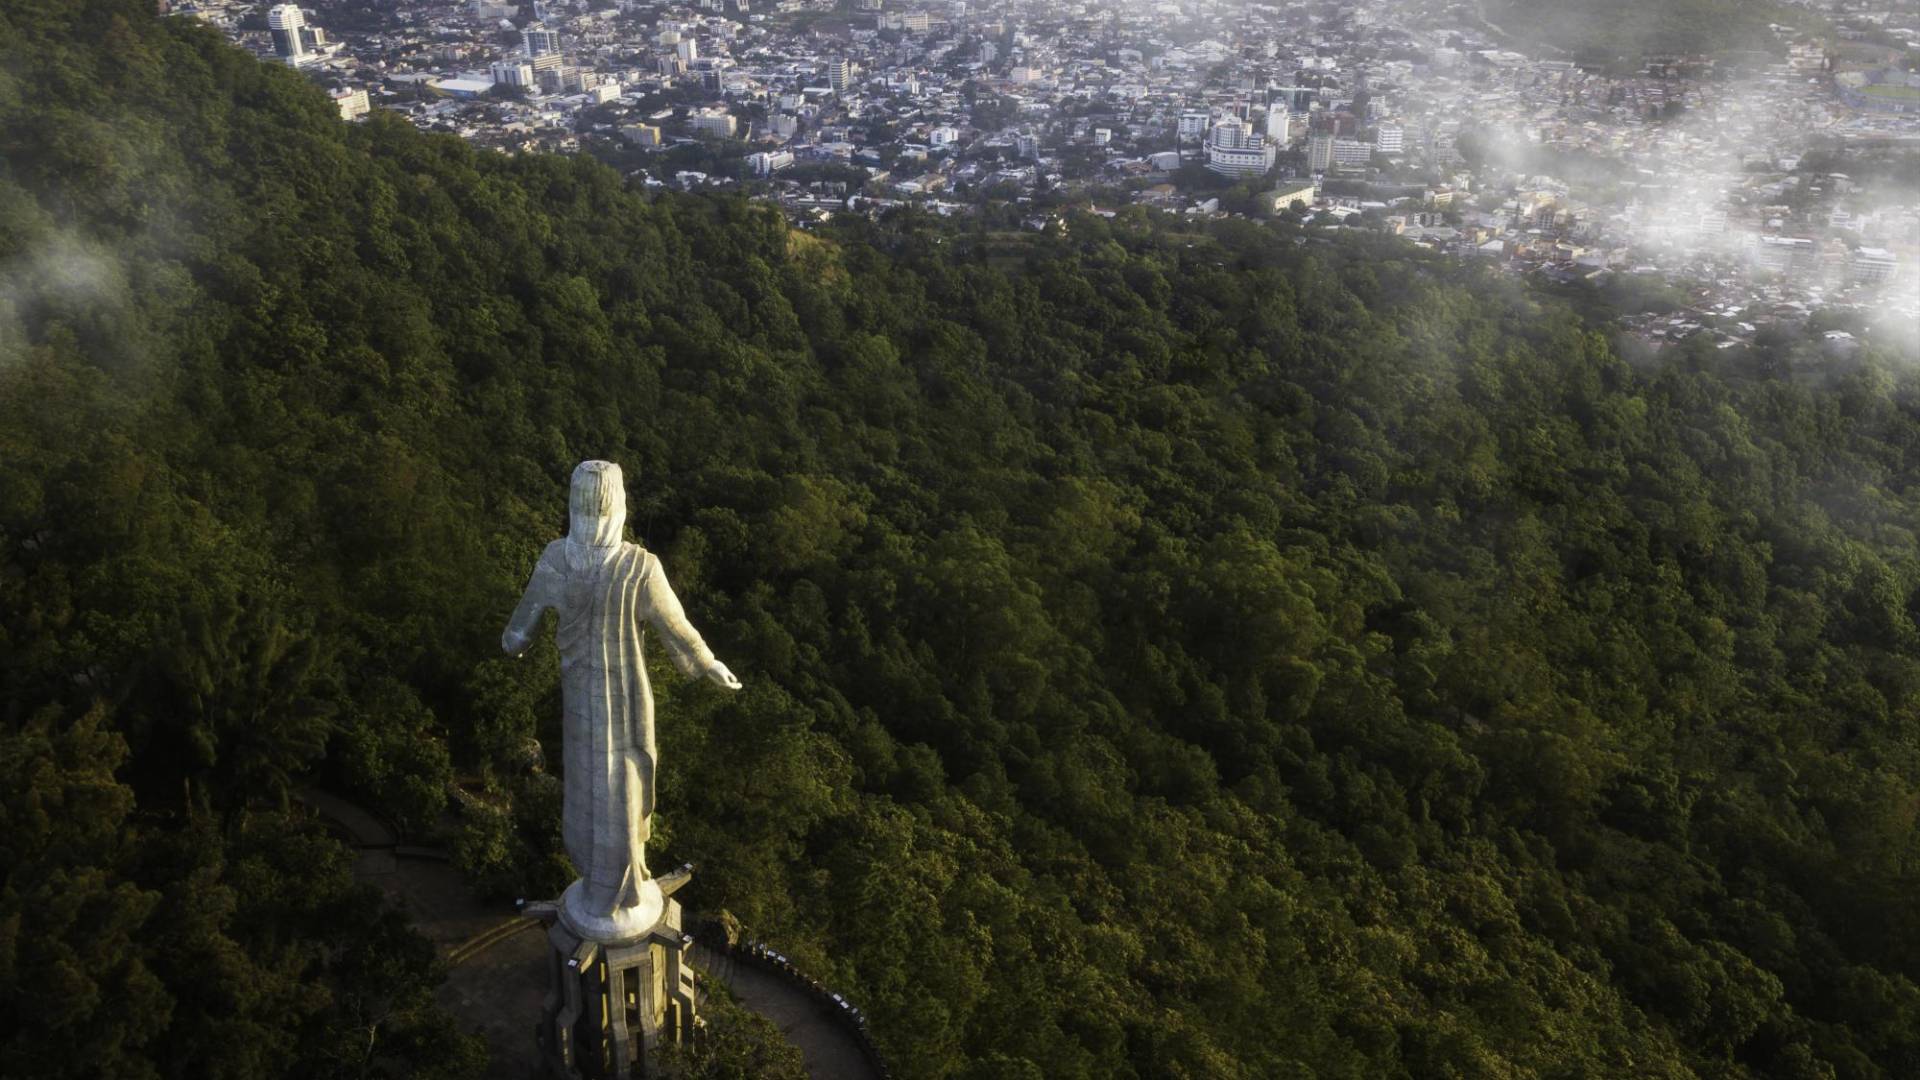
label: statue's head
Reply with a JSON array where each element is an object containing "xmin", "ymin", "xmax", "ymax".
[{"xmin": 569, "ymin": 460, "xmax": 626, "ymax": 549}]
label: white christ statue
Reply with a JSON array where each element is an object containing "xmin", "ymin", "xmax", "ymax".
[{"xmin": 503, "ymin": 460, "xmax": 741, "ymax": 943}]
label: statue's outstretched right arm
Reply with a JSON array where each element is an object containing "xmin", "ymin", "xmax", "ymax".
[{"xmin": 503, "ymin": 545, "xmax": 563, "ymax": 656}]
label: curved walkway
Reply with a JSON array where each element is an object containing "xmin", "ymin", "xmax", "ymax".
[
  {"xmin": 437, "ymin": 912, "xmax": 550, "ymax": 1079},
  {"xmin": 297, "ymin": 787, "xmax": 397, "ymax": 847},
  {"xmin": 429, "ymin": 923, "xmax": 881, "ymax": 1080},
  {"xmin": 691, "ymin": 941, "xmax": 879, "ymax": 1079},
  {"xmin": 304, "ymin": 788, "xmax": 876, "ymax": 1079}
]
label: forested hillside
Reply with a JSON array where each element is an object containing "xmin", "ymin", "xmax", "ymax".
[
  {"xmin": 5, "ymin": 2, "xmax": 1920, "ymax": 1078},
  {"xmin": 1479, "ymin": 0, "xmax": 1811, "ymax": 60}
]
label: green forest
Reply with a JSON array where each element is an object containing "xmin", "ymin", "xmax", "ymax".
[
  {"xmin": 1480, "ymin": 0, "xmax": 1815, "ymax": 61},
  {"xmin": 5, "ymin": 2, "xmax": 1920, "ymax": 1078}
]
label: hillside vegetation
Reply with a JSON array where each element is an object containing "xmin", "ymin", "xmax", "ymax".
[
  {"xmin": 5, "ymin": 2, "xmax": 1920, "ymax": 1078},
  {"xmin": 1480, "ymin": 0, "xmax": 1812, "ymax": 60}
]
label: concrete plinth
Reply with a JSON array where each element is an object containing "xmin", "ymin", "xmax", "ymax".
[
  {"xmin": 558, "ymin": 878, "xmax": 665, "ymax": 946},
  {"xmin": 531, "ymin": 894, "xmax": 698, "ymax": 1079}
]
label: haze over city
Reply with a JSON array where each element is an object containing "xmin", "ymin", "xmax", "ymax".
[
  {"xmin": 6, "ymin": 0, "xmax": 1920, "ymax": 1077},
  {"xmin": 187, "ymin": 0, "xmax": 1920, "ymax": 353}
]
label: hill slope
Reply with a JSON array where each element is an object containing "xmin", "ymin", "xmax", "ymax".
[
  {"xmin": 5, "ymin": 3, "xmax": 1920, "ymax": 1078},
  {"xmin": 1480, "ymin": 0, "xmax": 1813, "ymax": 60}
]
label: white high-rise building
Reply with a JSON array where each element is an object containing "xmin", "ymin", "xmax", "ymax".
[
  {"xmin": 827, "ymin": 57, "xmax": 852, "ymax": 93},
  {"xmin": 1752, "ymin": 234, "xmax": 1815, "ymax": 276},
  {"xmin": 1208, "ymin": 118, "xmax": 1257, "ymax": 150},
  {"xmin": 748, "ymin": 150, "xmax": 795, "ymax": 175},
  {"xmin": 676, "ymin": 37, "xmax": 699, "ymax": 64},
  {"xmin": 1308, "ymin": 133, "xmax": 1334, "ymax": 172},
  {"xmin": 491, "ymin": 60, "xmax": 535, "ymax": 87},
  {"xmin": 523, "ymin": 23, "xmax": 561, "ymax": 57},
  {"xmin": 1272, "ymin": 85, "xmax": 1314, "ymax": 114},
  {"xmin": 331, "ymin": 86, "xmax": 370, "ymax": 120},
  {"xmin": 267, "ymin": 5, "xmax": 308, "ymax": 63},
  {"xmin": 1333, "ymin": 137, "xmax": 1373, "ymax": 167},
  {"xmin": 1852, "ymin": 247, "xmax": 1897, "ymax": 284},
  {"xmin": 691, "ymin": 109, "xmax": 737, "ymax": 137},
  {"xmin": 1178, "ymin": 109, "xmax": 1212, "ymax": 141},
  {"xmin": 1375, "ymin": 122, "xmax": 1404, "ymax": 156},
  {"xmin": 1204, "ymin": 119, "xmax": 1276, "ymax": 178}
]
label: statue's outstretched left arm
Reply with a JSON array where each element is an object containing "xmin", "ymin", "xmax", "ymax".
[{"xmin": 644, "ymin": 554, "xmax": 742, "ymax": 690}]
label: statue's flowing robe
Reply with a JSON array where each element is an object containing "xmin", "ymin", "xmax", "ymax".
[{"xmin": 504, "ymin": 541, "xmax": 715, "ymax": 919}]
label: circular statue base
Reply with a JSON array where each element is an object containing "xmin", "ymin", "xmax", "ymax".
[{"xmin": 558, "ymin": 878, "xmax": 665, "ymax": 945}]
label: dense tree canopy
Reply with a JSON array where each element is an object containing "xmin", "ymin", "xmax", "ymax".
[
  {"xmin": 4, "ymin": 2, "xmax": 1920, "ymax": 1078},
  {"xmin": 1481, "ymin": 0, "xmax": 1814, "ymax": 60}
]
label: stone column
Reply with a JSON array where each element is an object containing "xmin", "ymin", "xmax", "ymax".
[{"xmin": 530, "ymin": 891, "xmax": 698, "ymax": 1079}]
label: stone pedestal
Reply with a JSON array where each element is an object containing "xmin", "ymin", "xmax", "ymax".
[
  {"xmin": 558, "ymin": 877, "xmax": 665, "ymax": 945},
  {"xmin": 529, "ymin": 895, "xmax": 698, "ymax": 1079}
]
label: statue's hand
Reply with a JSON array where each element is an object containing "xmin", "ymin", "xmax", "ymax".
[
  {"xmin": 503, "ymin": 629, "xmax": 531, "ymax": 657},
  {"xmin": 705, "ymin": 660, "xmax": 743, "ymax": 691}
]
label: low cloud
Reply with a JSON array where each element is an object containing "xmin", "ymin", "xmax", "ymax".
[{"xmin": 0, "ymin": 231, "xmax": 135, "ymax": 367}]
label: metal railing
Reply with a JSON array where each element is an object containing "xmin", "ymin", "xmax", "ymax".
[{"xmin": 690, "ymin": 926, "xmax": 894, "ymax": 1080}]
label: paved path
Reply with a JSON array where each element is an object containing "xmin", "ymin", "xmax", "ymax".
[
  {"xmin": 304, "ymin": 788, "xmax": 876, "ymax": 1079},
  {"xmin": 691, "ymin": 942, "xmax": 878, "ymax": 1080},
  {"xmin": 297, "ymin": 786, "xmax": 405, "ymax": 880},
  {"xmin": 297, "ymin": 787, "xmax": 397, "ymax": 847},
  {"xmin": 302, "ymin": 788, "xmax": 548, "ymax": 1078},
  {"xmin": 438, "ymin": 915, "xmax": 550, "ymax": 1080},
  {"xmin": 429, "ymin": 925, "xmax": 882, "ymax": 1080}
]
